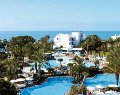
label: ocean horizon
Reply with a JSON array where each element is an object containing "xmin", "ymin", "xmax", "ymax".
[{"xmin": 0, "ymin": 31, "xmax": 120, "ymax": 41}]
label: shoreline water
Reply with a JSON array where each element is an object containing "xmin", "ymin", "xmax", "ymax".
[{"xmin": 0, "ymin": 31, "xmax": 120, "ymax": 40}]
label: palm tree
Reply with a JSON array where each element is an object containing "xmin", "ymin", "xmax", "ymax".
[
  {"xmin": 68, "ymin": 56, "xmax": 88, "ymax": 95},
  {"xmin": 80, "ymin": 35, "xmax": 102, "ymax": 54},
  {"xmin": 67, "ymin": 63, "xmax": 74, "ymax": 76},
  {"xmin": 104, "ymin": 44, "xmax": 120, "ymax": 85},
  {"xmin": 68, "ymin": 63, "xmax": 80, "ymax": 81},
  {"xmin": 81, "ymin": 72, "xmax": 89, "ymax": 85},
  {"xmin": 34, "ymin": 62, "xmax": 38, "ymax": 73},
  {"xmin": 94, "ymin": 59, "xmax": 99, "ymax": 69},
  {"xmin": 30, "ymin": 65, "xmax": 35, "ymax": 76},
  {"xmin": 57, "ymin": 58, "xmax": 63, "ymax": 66},
  {"xmin": 29, "ymin": 35, "xmax": 53, "ymax": 81},
  {"xmin": 31, "ymin": 49, "xmax": 49, "ymax": 80},
  {"xmin": 68, "ymin": 56, "xmax": 87, "ymax": 83},
  {"xmin": 0, "ymin": 59, "xmax": 20, "ymax": 80}
]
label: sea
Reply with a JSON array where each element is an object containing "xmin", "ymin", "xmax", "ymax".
[{"xmin": 0, "ymin": 31, "xmax": 120, "ymax": 41}]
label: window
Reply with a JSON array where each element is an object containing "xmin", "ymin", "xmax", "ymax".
[{"xmin": 72, "ymin": 38, "xmax": 74, "ymax": 41}]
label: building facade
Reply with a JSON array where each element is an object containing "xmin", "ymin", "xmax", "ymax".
[
  {"xmin": 111, "ymin": 34, "xmax": 120, "ymax": 40},
  {"xmin": 53, "ymin": 32, "xmax": 85, "ymax": 49}
]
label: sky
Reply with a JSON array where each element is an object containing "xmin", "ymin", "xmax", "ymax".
[{"xmin": 0, "ymin": 0, "xmax": 120, "ymax": 31}]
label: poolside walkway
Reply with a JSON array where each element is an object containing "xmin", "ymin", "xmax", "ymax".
[{"xmin": 92, "ymin": 90, "xmax": 120, "ymax": 95}]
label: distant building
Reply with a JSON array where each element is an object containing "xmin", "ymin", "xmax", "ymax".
[
  {"xmin": 111, "ymin": 34, "xmax": 120, "ymax": 40},
  {"xmin": 53, "ymin": 32, "xmax": 85, "ymax": 49}
]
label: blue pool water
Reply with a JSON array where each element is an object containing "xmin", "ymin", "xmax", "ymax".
[
  {"xmin": 48, "ymin": 60, "xmax": 59, "ymax": 68},
  {"xmin": 42, "ymin": 57, "xmax": 72, "ymax": 68},
  {"xmin": 31, "ymin": 57, "xmax": 71, "ymax": 67},
  {"xmin": 27, "ymin": 57, "xmax": 73, "ymax": 73},
  {"xmin": 21, "ymin": 76, "xmax": 73, "ymax": 95},
  {"xmin": 84, "ymin": 73, "xmax": 120, "ymax": 87},
  {"xmin": 84, "ymin": 62, "xmax": 103, "ymax": 69},
  {"xmin": 84, "ymin": 62, "xmax": 95, "ymax": 68}
]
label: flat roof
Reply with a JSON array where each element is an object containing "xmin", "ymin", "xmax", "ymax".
[
  {"xmin": 71, "ymin": 48, "xmax": 82, "ymax": 50},
  {"xmin": 58, "ymin": 48, "xmax": 82, "ymax": 51}
]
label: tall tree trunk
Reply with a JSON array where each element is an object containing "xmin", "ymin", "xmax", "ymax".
[
  {"xmin": 35, "ymin": 62, "xmax": 38, "ymax": 73},
  {"xmin": 38, "ymin": 62, "xmax": 42, "ymax": 80},
  {"xmin": 38, "ymin": 68, "xmax": 41, "ymax": 80},
  {"xmin": 23, "ymin": 56, "xmax": 24, "ymax": 64},
  {"xmin": 60, "ymin": 61, "xmax": 61, "ymax": 66},
  {"xmin": 115, "ymin": 73, "xmax": 119, "ymax": 85},
  {"xmin": 79, "ymin": 75, "xmax": 87, "ymax": 94}
]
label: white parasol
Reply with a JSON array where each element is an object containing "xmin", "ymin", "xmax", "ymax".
[
  {"xmin": 108, "ymin": 84, "xmax": 119, "ymax": 87},
  {"xmin": 16, "ymin": 78, "xmax": 25, "ymax": 82},
  {"xmin": 87, "ymin": 86, "xmax": 95, "ymax": 91},
  {"xmin": 10, "ymin": 79, "xmax": 17, "ymax": 83},
  {"xmin": 26, "ymin": 77, "xmax": 33, "ymax": 81},
  {"xmin": 96, "ymin": 85, "xmax": 105, "ymax": 89}
]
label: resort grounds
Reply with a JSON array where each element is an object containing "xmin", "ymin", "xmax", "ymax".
[{"xmin": 0, "ymin": 35, "xmax": 120, "ymax": 95}]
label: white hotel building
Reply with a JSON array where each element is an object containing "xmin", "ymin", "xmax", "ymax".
[
  {"xmin": 53, "ymin": 32, "xmax": 85, "ymax": 54},
  {"xmin": 53, "ymin": 32, "xmax": 85, "ymax": 49},
  {"xmin": 111, "ymin": 34, "xmax": 120, "ymax": 40}
]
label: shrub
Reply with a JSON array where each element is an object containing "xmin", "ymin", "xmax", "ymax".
[
  {"xmin": 0, "ymin": 79, "xmax": 17, "ymax": 95},
  {"xmin": 70, "ymin": 85, "xmax": 78, "ymax": 95}
]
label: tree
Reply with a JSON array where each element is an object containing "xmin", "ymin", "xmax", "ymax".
[
  {"xmin": 0, "ymin": 39, "xmax": 7, "ymax": 49},
  {"xmin": 106, "ymin": 37, "xmax": 120, "ymax": 51},
  {"xmin": 29, "ymin": 35, "xmax": 52, "ymax": 80},
  {"xmin": 104, "ymin": 43, "xmax": 120, "ymax": 85},
  {"xmin": 68, "ymin": 56, "xmax": 87, "ymax": 83},
  {"xmin": 0, "ymin": 39, "xmax": 8, "ymax": 60},
  {"xmin": 0, "ymin": 59, "xmax": 20, "ymax": 80},
  {"xmin": 69, "ymin": 57, "xmax": 88, "ymax": 95},
  {"xmin": 74, "ymin": 56, "xmax": 87, "ymax": 82},
  {"xmin": 0, "ymin": 52, "xmax": 8, "ymax": 60},
  {"xmin": 8, "ymin": 36, "xmax": 35, "ymax": 65},
  {"xmin": 37, "ymin": 35, "xmax": 54, "ymax": 52},
  {"xmin": 94, "ymin": 59, "xmax": 99, "ymax": 69},
  {"xmin": 33, "ymin": 50, "xmax": 49, "ymax": 79},
  {"xmin": 0, "ymin": 79, "xmax": 17, "ymax": 95},
  {"xmin": 70, "ymin": 85, "xmax": 79, "ymax": 95},
  {"xmin": 57, "ymin": 58, "xmax": 63, "ymax": 66},
  {"xmin": 79, "ymin": 35, "xmax": 102, "ymax": 53}
]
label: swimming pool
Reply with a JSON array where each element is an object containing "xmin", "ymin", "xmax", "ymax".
[
  {"xmin": 84, "ymin": 62, "xmax": 95, "ymax": 67},
  {"xmin": 29, "ymin": 56, "xmax": 72, "ymax": 68},
  {"xmin": 21, "ymin": 76, "xmax": 73, "ymax": 95},
  {"xmin": 83, "ymin": 60, "xmax": 103, "ymax": 69},
  {"xmin": 49, "ymin": 57, "xmax": 73, "ymax": 67},
  {"xmin": 23, "ymin": 57, "xmax": 73, "ymax": 73},
  {"xmin": 84, "ymin": 73, "xmax": 120, "ymax": 87}
]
